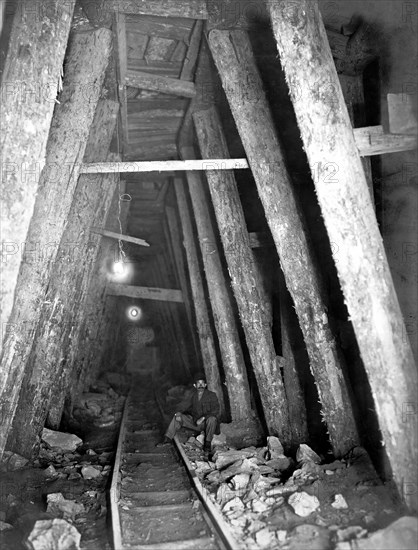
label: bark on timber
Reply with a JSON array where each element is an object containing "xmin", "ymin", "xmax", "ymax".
[
  {"xmin": 194, "ymin": 107, "xmax": 291, "ymax": 445},
  {"xmin": 207, "ymin": 29, "xmax": 359, "ymax": 456},
  {"xmin": 180, "ymin": 146, "xmax": 253, "ymax": 423},
  {"xmin": 267, "ymin": 0, "xmax": 417, "ymax": 510},
  {"xmin": 173, "ymin": 177, "xmax": 226, "ymax": 417},
  {"xmin": 0, "ymin": 0, "xmax": 75, "ymax": 332},
  {"xmin": 0, "ymin": 28, "xmax": 113, "ymax": 458}
]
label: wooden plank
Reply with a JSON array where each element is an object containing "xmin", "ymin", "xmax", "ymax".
[
  {"xmin": 125, "ymin": 70, "xmax": 196, "ymax": 98},
  {"xmin": 107, "ymin": 283, "xmax": 183, "ymax": 302},
  {"xmin": 181, "ymin": 20, "xmax": 203, "ymax": 81},
  {"xmin": 208, "ymin": 28, "xmax": 360, "ymax": 456},
  {"xmin": 354, "ymin": 125, "xmax": 417, "ymax": 156},
  {"xmin": 106, "ymin": 0, "xmax": 208, "ymax": 19},
  {"xmin": 145, "ymin": 36, "xmax": 176, "ymax": 62},
  {"xmin": 125, "ymin": 16, "xmax": 192, "ymax": 42},
  {"xmin": 268, "ymin": 0, "xmax": 417, "ymax": 511},
  {"xmin": 90, "ymin": 227, "xmax": 149, "ymax": 247},
  {"xmin": 80, "ymin": 158, "xmax": 248, "ymax": 173}
]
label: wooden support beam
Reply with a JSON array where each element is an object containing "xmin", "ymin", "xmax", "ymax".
[
  {"xmin": 0, "ymin": 0, "xmax": 76, "ymax": 335},
  {"xmin": 194, "ymin": 107, "xmax": 292, "ymax": 444},
  {"xmin": 107, "ymin": 283, "xmax": 183, "ymax": 303},
  {"xmin": 7, "ymin": 101, "xmax": 120, "ymax": 455},
  {"xmin": 181, "ymin": 146, "xmax": 253, "ymax": 423},
  {"xmin": 173, "ymin": 177, "xmax": 226, "ymax": 417},
  {"xmin": 165, "ymin": 205, "xmax": 200, "ymax": 359},
  {"xmin": 181, "ymin": 20, "xmax": 203, "ymax": 81},
  {"xmin": 0, "ymin": 28, "xmax": 113, "ymax": 458},
  {"xmin": 114, "ymin": 11, "xmax": 129, "ymax": 151},
  {"xmin": 355, "ymin": 125, "xmax": 417, "ymax": 157},
  {"xmin": 267, "ymin": 0, "xmax": 417, "ymax": 511},
  {"xmin": 80, "ymin": 158, "xmax": 248, "ymax": 173},
  {"xmin": 125, "ymin": 70, "xmax": 196, "ymax": 98},
  {"xmin": 208, "ymin": 28, "xmax": 359, "ymax": 456},
  {"xmin": 90, "ymin": 227, "xmax": 149, "ymax": 247},
  {"xmin": 106, "ymin": 0, "xmax": 208, "ymax": 19}
]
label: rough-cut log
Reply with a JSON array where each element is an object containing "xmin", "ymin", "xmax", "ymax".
[
  {"xmin": 0, "ymin": 28, "xmax": 112, "ymax": 458},
  {"xmin": 208, "ymin": 28, "xmax": 359, "ymax": 456},
  {"xmin": 7, "ymin": 100, "xmax": 119, "ymax": 456},
  {"xmin": 193, "ymin": 107, "xmax": 291, "ymax": 443},
  {"xmin": 106, "ymin": 0, "xmax": 208, "ymax": 19},
  {"xmin": 165, "ymin": 206, "xmax": 200, "ymax": 357},
  {"xmin": 114, "ymin": 11, "xmax": 129, "ymax": 151},
  {"xmin": 180, "ymin": 146, "xmax": 253, "ymax": 423},
  {"xmin": 267, "ymin": 0, "xmax": 417, "ymax": 511},
  {"xmin": 0, "ymin": 0, "xmax": 75, "ymax": 334},
  {"xmin": 181, "ymin": 20, "xmax": 203, "ymax": 81},
  {"xmin": 173, "ymin": 177, "xmax": 226, "ymax": 417},
  {"xmin": 90, "ymin": 228, "xmax": 149, "ymax": 247},
  {"xmin": 355, "ymin": 125, "xmax": 417, "ymax": 156},
  {"xmin": 125, "ymin": 71, "xmax": 196, "ymax": 98},
  {"xmin": 80, "ymin": 158, "xmax": 248, "ymax": 173},
  {"xmin": 107, "ymin": 283, "xmax": 183, "ymax": 302},
  {"xmin": 278, "ymin": 274, "xmax": 309, "ymax": 445}
]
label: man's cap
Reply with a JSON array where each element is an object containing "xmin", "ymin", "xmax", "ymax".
[{"xmin": 193, "ymin": 372, "xmax": 206, "ymax": 384}]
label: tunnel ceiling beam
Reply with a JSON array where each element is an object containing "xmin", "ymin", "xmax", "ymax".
[
  {"xmin": 105, "ymin": 0, "xmax": 208, "ymax": 19},
  {"xmin": 113, "ymin": 11, "xmax": 129, "ymax": 154},
  {"xmin": 194, "ymin": 106, "xmax": 292, "ymax": 445},
  {"xmin": 125, "ymin": 71, "xmax": 196, "ymax": 98},
  {"xmin": 267, "ymin": 0, "xmax": 417, "ymax": 510},
  {"xmin": 208, "ymin": 28, "xmax": 360, "ymax": 457},
  {"xmin": 0, "ymin": 27, "xmax": 113, "ymax": 459},
  {"xmin": 0, "ymin": 0, "xmax": 76, "ymax": 338},
  {"xmin": 173, "ymin": 177, "xmax": 226, "ymax": 417},
  {"xmin": 107, "ymin": 283, "xmax": 183, "ymax": 303}
]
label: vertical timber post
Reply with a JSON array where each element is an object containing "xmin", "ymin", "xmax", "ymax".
[
  {"xmin": 173, "ymin": 177, "xmax": 226, "ymax": 417},
  {"xmin": 0, "ymin": 28, "xmax": 113, "ymax": 458},
  {"xmin": 193, "ymin": 107, "xmax": 291, "ymax": 444},
  {"xmin": 0, "ymin": 0, "xmax": 75, "ymax": 332},
  {"xmin": 180, "ymin": 146, "xmax": 253, "ymax": 424},
  {"xmin": 207, "ymin": 28, "xmax": 359, "ymax": 456},
  {"xmin": 267, "ymin": 0, "xmax": 417, "ymax": 510}
]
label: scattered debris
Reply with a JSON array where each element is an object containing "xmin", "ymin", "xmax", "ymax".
[
  {"xmin": 46, "ymin": 493, "xmax": 85, "ymax": 521},
  {"xmin": 81, "ymin": 465, "xmax": 102, "ymax": 479},
  {"xmin": 41, "ymin": 428, "xmax": 82, "ymax": 453},
  {"xmin": 332, "ymin": 494, "xmax": 349, "ymax": 509},
  {"xmin": 288, "ymin": 491, "xmax": 320, "ymax": 517},
  {"xmin": 1, "ymin": 451, "xmax": 29, "ymax": 471},
  {"xmin": 267, "ymin": 436, "xmax": 284, "ymax": 459},
  {"xmin": 25, "ymin": 518, "xmax": 81, "ymax": 550},
  {"xmin": 0, "ymin": 520, "xmax": 13, "ymax": 531},
  {"xmin": 296, "ymin": 443, "xmax": 321, "ymax": 465}
]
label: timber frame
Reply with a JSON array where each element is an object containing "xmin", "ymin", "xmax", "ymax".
[{"xmin": 0, "ymin": 0, "xmax": 416, "ymax": 515}]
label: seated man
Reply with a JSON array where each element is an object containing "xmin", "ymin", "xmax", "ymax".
[{"xmin": 157, "ymin": 373, "xmax": 220, "ymax": 455}]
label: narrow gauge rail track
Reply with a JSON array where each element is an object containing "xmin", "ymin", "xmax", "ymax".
[{"xmin": 110, "ymin": 374, "xmax": 238, "ymax": 550}]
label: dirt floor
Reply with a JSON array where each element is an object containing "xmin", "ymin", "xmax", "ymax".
[{"xmin": 0, "ymin": 375, "xmax": 127, "ymax": 550}]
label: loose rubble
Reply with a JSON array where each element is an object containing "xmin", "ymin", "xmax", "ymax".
[{"xmin": 0, "ymin": 371, "xmax": 127, "ymax": 550}]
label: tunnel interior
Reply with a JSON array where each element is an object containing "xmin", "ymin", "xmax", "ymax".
[{"xmin": 0, "ymin": 0, "xmax": 417, "ymax": 548}]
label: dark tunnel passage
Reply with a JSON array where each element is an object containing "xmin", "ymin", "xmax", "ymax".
[{"xmin": 0, "ymin": 1, "xmax": 417, "ymax": 548}]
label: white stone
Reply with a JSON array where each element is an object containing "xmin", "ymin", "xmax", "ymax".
[
  {"xmin": 222, "ymin": 496, "xmax": 244, "ymax": 512},
  {"xmin": 254, "ymin": 527, "xmax": 272, "ymax": 547},
  {"xmin": 0, "ymin": 521, "xmax": 13, "ymax": 531},
  {"xmin": 288, "ymin": 491, "xmax": 320, "ymax": 517},
  {"xmin": 267, "ymin": 436, "xmax": 284, "ymax": 458},
  {"xmin": 81, "ymin": 465, "xmax": 102, "ymax": 479},
  {"xmin": 25, "ymin": 519, "xmax": 81, "ymax": 550},
  {"xmin": 41, "ymin": 428, "xmax": 82, "ymax": 452},
  {"xmin": 332, "ymin": 494, "xmax": 348, "ymax": 509},
  {"xmin": 46, "ymin": 493, "xmax": 85, "ymax": 520},
  {"xmin": 296, "ymin": 443, "xmax": 321, "ymax": 464}
]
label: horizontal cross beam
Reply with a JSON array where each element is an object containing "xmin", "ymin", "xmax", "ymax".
[
  {"xmin": 90, "ymin": 227, "xmax": 150, "ymax": 247},
  {"xmin": 80, "ymin": 158, "xmax": 249, "ymax": 174},
  {"xmin": 107, "ymin": 283, "xmax": 183, "ymax": 302}
]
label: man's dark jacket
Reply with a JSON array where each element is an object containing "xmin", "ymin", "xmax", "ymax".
[{"xmin": 182, "ymin": 388, "xmax": 221, "ymax": 435}]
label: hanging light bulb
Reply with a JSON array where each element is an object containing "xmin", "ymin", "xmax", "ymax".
[{"xmin": 127, "ymin": 306, "xmax": 142, "ymax": 321}]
